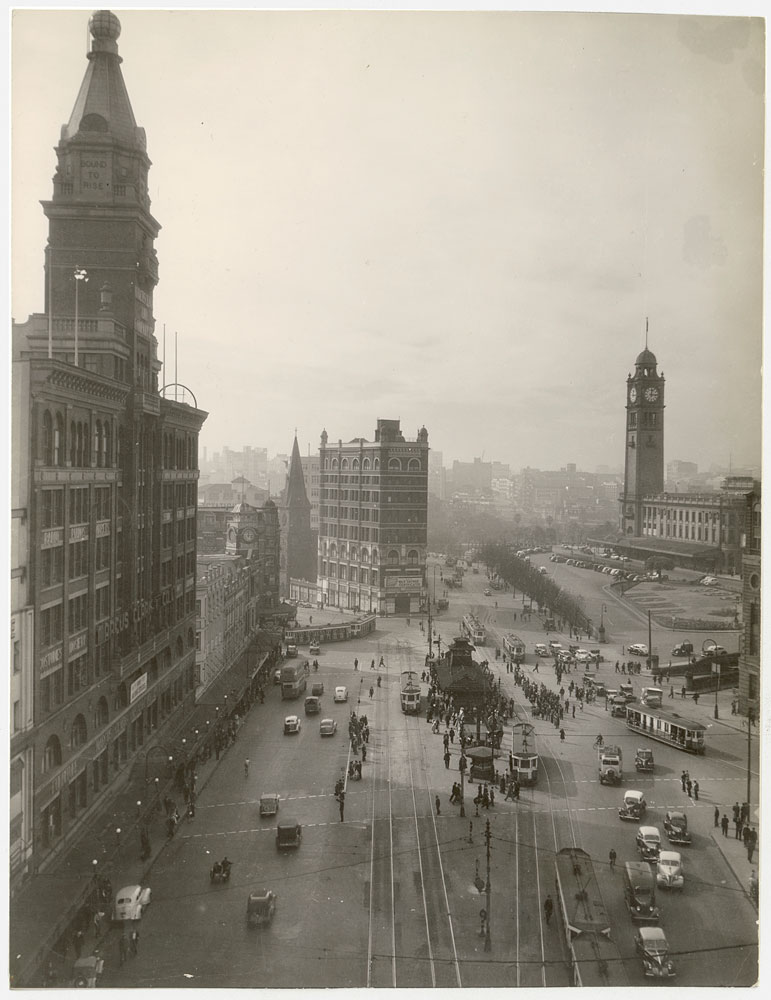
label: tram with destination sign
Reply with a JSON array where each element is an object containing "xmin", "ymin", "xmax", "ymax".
[{"xmin": 625, "ymin": 704, "xmax": 706, "ymax": 755}]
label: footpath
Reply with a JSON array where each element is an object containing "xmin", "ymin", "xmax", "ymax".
[{"xmin": 13, "ymin": 693, "xmax": 267, "ymax": 988}]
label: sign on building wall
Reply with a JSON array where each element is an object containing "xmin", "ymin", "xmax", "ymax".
[
  {"xmin": 386, "ymin": 576, "xmax": 423, "ymax": 591},
  {"xmin": 130, "ymin": 673, "xmax": 148, "ymax": 704}
]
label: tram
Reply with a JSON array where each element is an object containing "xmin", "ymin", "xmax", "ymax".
[
  {"xmin": 510, "ymin": 722, "xmax": 538, "ymax": 785},
  {"xmin": 503, "ymin": 633, "xmax": 526, "ymax": 663},
  {"xmin": 400, "ymin": 670, "xmax": 422, "ymax": 714},
  {"xmin": 461, "ymin": 614, "xmax": 486, "ymax": 645},
  {"xmin": 625, "ymin": 704, "xmax": 706, "ymax": 755},
  {"xmin": 554, "ymin": 847, "xmax": 628, "ymax": 987}
]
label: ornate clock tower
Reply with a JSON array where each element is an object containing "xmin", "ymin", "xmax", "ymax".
[
  {"xmin": 225, "ymin": 502, "xmax": 260, "ymax": 555},
  {"xmin": 620, "ymin": 346, "xmax": 665, "ymax": 536}
]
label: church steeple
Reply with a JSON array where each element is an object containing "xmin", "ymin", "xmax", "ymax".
[{"xmin": 285, "ymin": 435, "xmax": 310, "ymax": 509}]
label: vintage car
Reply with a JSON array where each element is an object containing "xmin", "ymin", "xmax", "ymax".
[
  {"xmin": 672, "ymin": 641, "xmax": 693, "ymax": 656},
  {"xmin": 246, "ymin": 889, "xmax": 277, "ymax": 927},
  {"xmin": 636, "ymin": 825, "xmax": 662, "ymax": 861},
  {"xmin": 663, "ymin": 810, "xmax": 691, "ymax": 845},
  {"xmin": 273, "ymin": 668, "xmax": 282, "ymax": 685},
  {"xmin": 657, "ymin": 851, "xmax": 684, "ymax": 890},
  {"xmin": 259, "ymin": 793, "xmax": 280, "ymax": 817},
  {"xmin": 635, "ymin": 926, "xmax": 676, "ymax": 978},
  {"xmin": 283, "ymin": 715, "xmax": 301, "ymax": 734},
  {"xmin": 574, "ymin": 649, "xmax": 592, "ymax": 662},
  {"xmin": 319, "ymin": 718, "xmax": 337, "ymax": 737},
  {"xmin": 534, "ymin": 643, "xmax": 549, "ymax": 657},
  {"xmin": 285, "ymin": 644, "xmax": 298, "ymax": 657},
  {"xmin": 309, "ymin": 641, "xmax": 320, "ymax": 655},
  {"xmin": 276, "ymin": 818, "xmax": 302, "ymax": 850},
  {"xmin": 304, "ymin": 696, "xmax": 321, "ymax": 715},
  {"xmin": 623, "ymin": 861, "xmax": 660, "ymax": 923},
  {"xmin": 610, "ymin": 696, "xmax": 629, "ymax": 718},
  {"xmin": 311, "ymin": 681, "xmax": 324, "ymax": 697},
  {"xmin": 635, "ymin": 748, "xmax": 655, "ymax": 772},
  {"xmin": 619, "ymin": 682, "xmax": 636, "ymax": 702},
  {"xmin": 628, "ymin": 643, "xmax": 649, "ymax": 657},
  {"xmin": 334, "ymin": 686, "xmax": 348, "ymax": 703},
  {"xmin": 113, "ymin": 885, "xmax": 152, "ymax": 922},
  {"xmin": 71, "ymin": 954, "xmax": 105, "ymax": 988},
  {"xmin": 619, "ymin": 789, "xmax": 647, "ymax": 821}
]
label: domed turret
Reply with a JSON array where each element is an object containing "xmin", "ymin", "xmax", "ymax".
[
  {"xmin": 89, "ymin": 10, "xmax": 121, "ymax": 41},
  {"xmin": 635, "ymin": 347, "xmax": 657, "ymax": 368}
]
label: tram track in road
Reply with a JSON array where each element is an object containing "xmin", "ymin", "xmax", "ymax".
[{"xmin": 365, "ymin": 639, "xmax": 461, "ymax": 988}]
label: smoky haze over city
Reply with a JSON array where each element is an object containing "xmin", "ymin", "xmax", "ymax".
[{"xmin": 11, "ymin": 8, "xmax": 763, "ymax": 473}]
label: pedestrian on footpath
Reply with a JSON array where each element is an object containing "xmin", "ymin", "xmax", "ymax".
[
  {"xmin": 489, "ymin": 786, "xmax": 495, "ymax": 807},
  {"xmin": 339, "ymin": 793, "xmax": 345, "ymax": 822},
  {"xmin": 681, "ymin": 771, "xmax": 687, "ymax": 792},
  {"xmin": 444, "ymin": 750, "xmax": 451, "ymax": 769},
  {"xmin": 508, "ymin": 751, "xmax": 514, "ymax": 773},
  {"xmin": 669, "ymin": 685, "xmax": 674, "ymax": 699},
  {"xmin": 747, "ymin": 827, "xmax": 758, "ymax": 862},
  {"xmin": 371, "ymin": 659, "xmax": 375, "ymax": 670},
  {"xmin": 681, "ymin": 686, "xmax": 687, "ymax": 699},
  {"xmin": 379, "ymin": 656, "xmax": 385, "ymax": 669},
  {"xmin": 435, "ymin": 795, "xmax": 441, "ymax": 816},
  {"xmin": 482, "ymin": 785, "xmax": 490, "ymax": 809},
  {"xmin": 130, "ymin": 929, "xmax": 139, "ymax": 957},
  {"xmin": 735, "ymin": 816, "xmax": 744, "ymax": 840},
  {"xmin": 609, "ymin": 848, "xmax": 617, "ymax": 870},
  {"xmin": 693, "ymin": 780, "xmax": 699, "ymax": 801},
  {"xmin": 354, "ymin": 658, "xmax": 359, "ymax": 671},
  {"xmin": 741, "ymin": 801, "xmax": 750, "ymax": 824},
  {"xmin": 714, "ymin": 806, "xmax": 720, "ymax": 828},
  {"xmin": 733, "ymin": 802, "xmax": 741, "ymax": 823},
  {"xmin": 505, "ymin": 780, "xmax": 516, "ymax": 801},
  {"xmin": 686, "ymin": 778, "xmax": 693, "ymax": 798},
  {"xmin": 443, "ymin": 732, "xmax": 449, "ymax": 750},
  {"xmin": 721, "ymin": 814, "xmax": 730, "ymax": 837}
]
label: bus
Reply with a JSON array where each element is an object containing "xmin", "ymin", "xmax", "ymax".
[
  {"xmin": 625, "ymin": 704, "xmax": 706, "ymax": 754},
  {"xmin": 503, "ymin": 633, "xmax": 526, "ymax": 663},
  {"xmin": 400, "ymin": 670, "xmax": 421, "ymax": 714},
  {"xmin": 281, "ymin": 660, "xmax": 308, "ymax": 700},
  {"xmin": 462, "ymin": 614, "xmax": 486, "ymax": 646},
  {"xmin": 554, "ymin": 847, "xmax": 628, "ymax": 987},
  {"xmin": 510, "ymin": 722, "xmax": 538, "ymax": 785}
]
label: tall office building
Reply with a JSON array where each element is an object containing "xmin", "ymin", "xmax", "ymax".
[
  {"xmin": 10, "ymin": 10, "xmax": 207, "ymax": 883},
  {"xmin": 317, "ymin": 419, "xmax": 429, "ymax": 614}
]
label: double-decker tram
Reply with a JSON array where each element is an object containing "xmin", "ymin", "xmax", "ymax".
[
  {"xmin": 554, "ymin": 847, "xmax": 628, "ymax": 987},
  {"xmin": 400, "ymin": 670, "xmax": 422, "ymax": 714},
  {"xmin": 625, "ymin": 704, "xmax": 706, "ymax": 754},
  {"xmin": 510, "ymin": 721, "xmax": 538, "ymax": 785},
  {"xmin": 461, "ymin": 613, "xmax": 486, "ymax": 645}
]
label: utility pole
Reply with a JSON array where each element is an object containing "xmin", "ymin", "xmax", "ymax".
[
  {"xmin": 647, "ymin": 610, "xmax": 653, "ymax": 673},
  {"xmin": 484, "ymin": 819, "xmax": 492, "ymax": 951},
  {"xmin": 747, "ymin": 703, "xmax": 754, "ymax": 812}
]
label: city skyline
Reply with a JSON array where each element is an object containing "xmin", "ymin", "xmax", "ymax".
[{"xmin": 11, "ymin": 9, "xmax": 763, "ymax": 472}]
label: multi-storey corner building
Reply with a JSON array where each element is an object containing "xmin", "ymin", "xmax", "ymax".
[
  {"xmin": 737, "ymin": 490, "xmax": 761, "ymax": 716},
  {"xmin": 318, "ymin": 419, "xmax": 429, "ymax": 614},
  {"xmin": 10, "ymin": 11, "xmax": 206, "ymax": 882}
]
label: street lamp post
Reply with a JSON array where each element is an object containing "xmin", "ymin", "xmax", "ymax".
[
  {"xmin": 702, "ymin": 639, "xmax": 718, "ymax": 716},
  {"xmin": 459, "ymin": 754, "xmax": 466, "ymax": 818}
]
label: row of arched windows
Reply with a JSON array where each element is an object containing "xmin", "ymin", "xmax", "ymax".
[
  {"xmin": 324, "ymin": 456, "xmax": 423, "ymax": 472},
  {"xmin": 322, "ymin": 542, "xmax": 420, "ymax": 565},
  {"xmin": 39, "ymin": 630, "xmax": 195, "ymax": 776},
  {"xmin": 40, "ymin": 410, "xmax": 113, "ymax": 468}
]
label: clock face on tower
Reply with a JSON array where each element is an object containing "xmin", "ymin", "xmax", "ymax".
[
  {"xmin": 644, "ymin": 387, "xmax": 659, "ymax": 402},
  {"xmin": 242, "ymin": 527, "xmax": 256, "ymax": 543},
  {"xmin": 629, "ymin": 387, "xmax": 637, "ymax": 403}
]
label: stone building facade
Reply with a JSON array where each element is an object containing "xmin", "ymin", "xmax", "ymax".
[{"xmin": 317, "ymin": 419, "xmax": 429, "ymax": 614}]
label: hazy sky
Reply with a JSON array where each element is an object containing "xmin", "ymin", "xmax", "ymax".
[{"xmin": 11, "ymin": 6, "xmax": 764, "ymax": 473}]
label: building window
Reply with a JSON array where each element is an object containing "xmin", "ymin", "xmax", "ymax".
[
  {"xmin": 71, "ymin": 714, "xmax": 88, "ymax": 749},
  {"xmin": 387, "ymin": 549, "xmax": 399, "ymax": 565},
  {"xmin": 42, "ymin": 410, "xmax": 53, "ymax": 464},
  {"xmin": 42, "ymin": 734, "xmax": 62, "ymax": 773},
  {"xmin": 407, "ymin": 549, "xmax": 419, "ymax": 565},
  {"xmin": 67, "ymin": 654, "xmax": 90, "ymax": 696}
]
